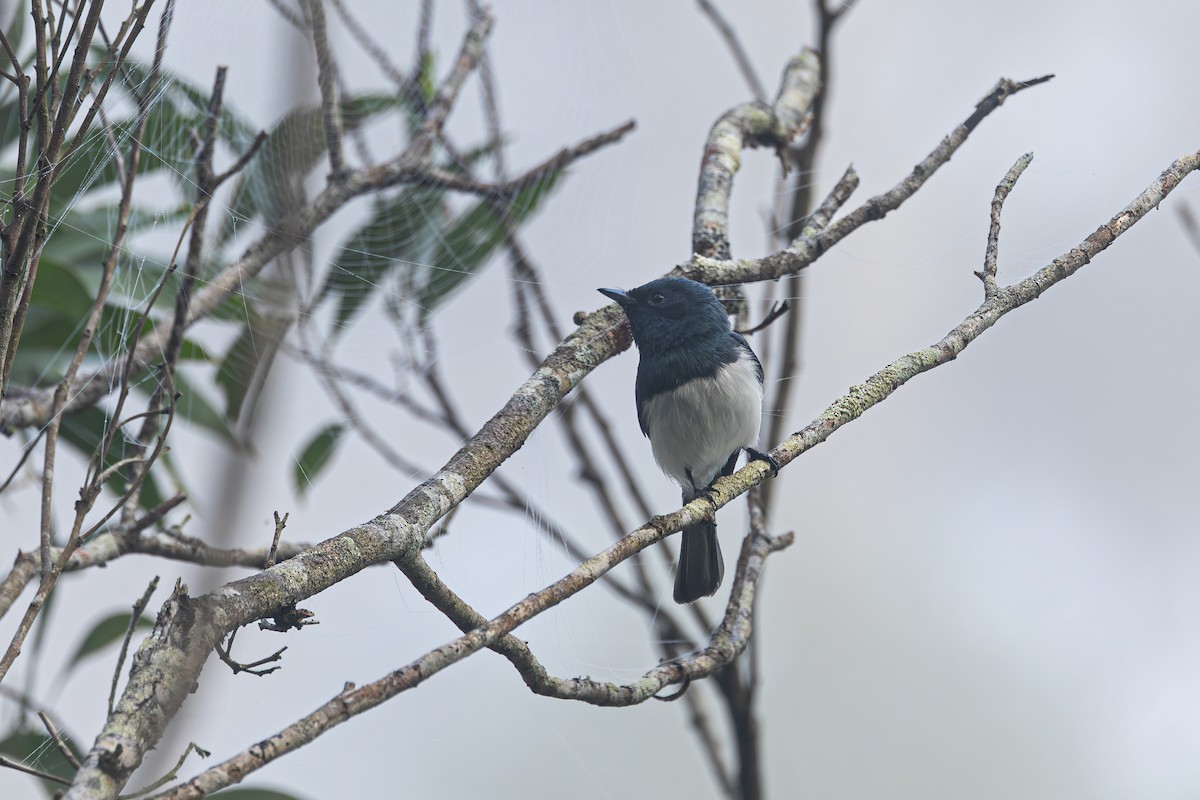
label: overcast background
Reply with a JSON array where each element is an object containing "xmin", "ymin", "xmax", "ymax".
[{"xmin": 3, "ymin": 1, "xmax": 1200, "ymax": 798}]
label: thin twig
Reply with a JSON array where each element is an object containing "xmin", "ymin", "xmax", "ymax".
[
  {"xmin": 301, "ymin": 0, "xmax": 346, "ymax": 178},
  {"xmin": 976, "ymin": 152, "xmax": 1034, "ymax": 298},
  {"xmin": 413, "ymin": 9, "xmax": 492, "ymax": 151},
  {"xmin": 108, "ymin": 577, "xmax": 160, "ymax": 716},
  {"xmin": 329, "ymin": 0, "xmax": 406, "ymax": 88},
  {"xmin": 735, "ymin": 300, "xmax": 791, "ymax": 336},
  {"xmin": 0, "ymin": 428, "xmax": 44, "ymax": 494},
  {"xmin": 265, "ymin": 512, "xmax": 289, "ymax": 569},
  {"xmin": 214, "ymin": 627, "xmax": 286, "ymax": 677},
  {"xmin": 696, "ymin": 0, "xmax": 768, "ymax": 101},
  {"xmin": 0, "ymin": 754, "xmax": 71, "ymax": 786},
  {"xmin": 38, "ymin": 710, "xmax": 81, "ymax": 769},
  {"xmin": 121, "ymin": 742, "xmax": 210, "ymax": 799}
]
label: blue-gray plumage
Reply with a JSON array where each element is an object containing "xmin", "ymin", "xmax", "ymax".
[{"xmin": 599, "ymin": 277, "xmax": 776, "ymax": 603}]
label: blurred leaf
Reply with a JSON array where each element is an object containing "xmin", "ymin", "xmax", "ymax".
[
  {"xmin": 320, "ymin": 186, "xmax": 445, "ymax": 334},
  {"xmin": 134, "ymin": 464, "xmax": 167, "ymax": 512},
  {"xmin": 218, "ymin": 94, "xmax": 401, "ymax": 247},
  {"xmin": 212, "ymin": 789, "xmax": 309, "ymax": 800},
  {"xmin": 52, "ymin": 102, "xmax": 195, "ymax": 206},
  {"xmin": 28, "ymin": 260, "xmax": 94, "ymax": 322},
  {"xmin": 172, "ymin": 373, "xmax": 237, "ymax": 446},
  {"xmin": 0, "ymin": 728, "xmax": 80, "ymax": 796},
  {"xmin": 178, "ymin": 338, "xmax": 211, "ymax": 362},
  {"xmin": 215, "ymin": 321, "xmax": 262, "ymax": 422},
  {"xmin": 65, "ymin": 612, "xmax": 154, "ymax": 673},
  {"xmin": 418, "ymin": 52, "xmax": 437, "ymax": 106},
  {"xmin": 2, "ymin": 3, "xmax": 24, "ymax": 66},
  {"xmin": 419, "ymin": 170, "xmax": 564, "ymax": 316},
  {"xmin": 58, "ymin": 405, "xmax": 113, "ymax": 462},
  {"xmin": 55, "ymin": 401, "xmax": 168, "ymax": 511},
  {"xmin": 293, "ymin": 423, "xmax": 345, "ymax": 496},
  {"xmin": 103, "ymin": 52, "xmax": 258, "ymax": 152},
  {"xmin": 0, "ymin": 96, "xmax": 21, "ymax": 152}
]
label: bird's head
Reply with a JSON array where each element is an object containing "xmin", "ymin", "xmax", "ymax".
[{"xmin": 598, "ymin": 276, "xmax": 730, "ymax": 352}]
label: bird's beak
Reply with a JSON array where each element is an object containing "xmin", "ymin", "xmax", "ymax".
[{"xmin": 598, "ymin": 287, "xmax": 633, "ymax": 307}]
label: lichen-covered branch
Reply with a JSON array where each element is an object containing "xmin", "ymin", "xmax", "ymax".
[
  {"xmin": 693, "ymin": 48, "xmax": 821, "ymax": 259},
  {"xmin": 62, "ymin": 56, "xmax": 1075, "ymax": 799},
  {"xmin": 684, "ymin": 74, "xmax": 1053, "ymax": 285},
  {"xmin": 148, "ymin": 524, "xmax": 792, "ymax": 799}
]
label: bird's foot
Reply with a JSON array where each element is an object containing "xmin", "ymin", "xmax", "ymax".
[{"xmin": 744, "ymin": 447, "xmax": 780, "ymax": 478}]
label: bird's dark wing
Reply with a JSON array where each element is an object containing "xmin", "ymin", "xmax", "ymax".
[{"xmin": 730, "ymin": 331, "xmax": 764, "ymax": 384}]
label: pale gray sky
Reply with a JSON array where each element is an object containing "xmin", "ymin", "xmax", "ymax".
[{"xmin": 3, "ymin": 1, "xmax": 1200, "ymax": 798}]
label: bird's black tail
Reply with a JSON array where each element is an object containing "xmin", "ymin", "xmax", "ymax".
[{"xmin": 674, "ymin": 521, "xmax": 724, "ymax": 604}]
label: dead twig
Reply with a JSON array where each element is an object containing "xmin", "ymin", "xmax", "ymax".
[
  {"xmin": 109, "ymin": 577, "xmax": 160, "ymax": 716},
  {"xmin": 215, "ymin": 627, "xmax": 287, "ymax": 677},
  {"xmin": 265, "ymin": 512, "xmax": 289, "ymax": 569}
]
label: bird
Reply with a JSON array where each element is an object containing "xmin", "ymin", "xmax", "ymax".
[{"xmin": 598, "ymin": 276, "xmax": 777, "ymax": 603}]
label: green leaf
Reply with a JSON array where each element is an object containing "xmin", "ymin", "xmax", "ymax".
[
  {"xmin": 58, "ymin": 405, "xmax": 114, "ymax": 462},
  {"xmin": 27, "ymin": 260, "xmax": 94, "ymax": 322},
  {"xmin": 419, "ymin": 169, "xmax": 564, "ymax": 316},
  {"xmin": 97, "ymin": 51, "xmax": 258, "ymax": 147},
  {"xmin": 211, "ymin": 788, "xmax": 309, "ymax": 800},
  {"xmin": 215, "ymin": 321, "xmax": 262, "ymax": 422},
  {"xmin": 293, "ymin": 423, "xmax": 345, "ymax": 496},
  {"xmin": 218, "ymin": 94, "xmax": 401, "ymax": 247},
  {"xmin": 2, "ymin": 3, "xmax": 25, "ymax": 66},
  {"xmin": 0, "ymin": 728, "xmax": 81, "ymax": 795},
  {"xmin": 320, "ymin": 186, "xmax": 445, "ymax": 334},
  {"xmin": 0, "ymin": 96, "xmax": 21, "ymax": 152},
  {"xmin": 51, "ymin": 101, "xmax": 194, "ymax": 206},
  {"xmin": 172, "ymin": 372, "xmax": 237, "ymax": 446},
  {"xmin": 55, "ymin": 403, "xmax": 168, "ymax": 512},
  {"xmin": 65, "ymin": 611, "xmax": 154, "ymax": 673},
  {"xmin": 178, "ymin": 338, "xmax": 211, "ymax": 362}
]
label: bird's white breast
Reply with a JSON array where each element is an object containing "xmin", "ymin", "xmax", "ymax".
[{"xmin": 642, "ymin": 351, "xmax": 763, "ymax": 493}]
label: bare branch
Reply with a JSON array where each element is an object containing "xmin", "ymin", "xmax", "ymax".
[
  {"xmin": 0, "ymin": 524, "xmax": 311, "ymax": 623},
  {"xmin": 696, "ymin": 0, "xmax": 768, "ymax": 101},
  {"xmin": 694, "ymin": 49, "xmax": 821, "ymax": 259},
  {"xmin": 0, "ymin": 753, "xmax": 71, "ymax": 786},
  {"xmin": 685, "ymin": 74, "xmax": 1054, "ymax": 285},
  {"xmin": 148, "ymin": 525, "xmax": 792, "ymax": 799},
  {"xmin": 38, "ymin": 709, "xmax": 81, "ymax": 769},
  {"xmin": 215, "ymin": 627, "xmax": 286, "ymax": 677},
  {"xmin": 108, "ymin": 577, "xmax": 160, "ymax": 716},
  {"xmin": 122, "ymin": 742, "xmax": 210, "ymax": 799},
  {"xmin": 736, "ymin": 300, "xmax": 791, "ymax": 336},
  {"xmin": 413, "ymin": 9, "xmax": 492, "ymax": 152},
  {"xmin": 329, "ymin": 0, "xmax": 406, "ymax": 87},
  {"xmin": 264, "ymin": 512, "xmax": 289, "ymax": 569},
  {"xmin": 301, "ymin": 0, "xmax": 346, "ymax": 178},
  {"xmin": 977, "ymin": 152, "xmax": 1034, "ymax": 298}
]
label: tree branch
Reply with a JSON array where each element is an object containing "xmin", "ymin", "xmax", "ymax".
[
  {"xmin": 148, "ymin": 525, "xmax": 792, "ymax": 798},
  {"xmin": 62, "ymin": 59, "xmax": 1073, "ymax": 799},
  {"xmin": 685, "ymin": 74, "xmax": 1053, "ymax": 285},
  {"xmin": 694, "ymin": 49, "xmax": 821, "ymax": 259}
]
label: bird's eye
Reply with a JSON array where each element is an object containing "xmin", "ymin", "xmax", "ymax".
[{"xmin": 648, "ymin": 293, "xmax": 665, "ymax": 306}]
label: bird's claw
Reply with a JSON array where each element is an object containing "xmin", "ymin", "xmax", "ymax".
[{"xmin": 745, "ymin": 447, "xmax": 779, "ymax": 478}]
